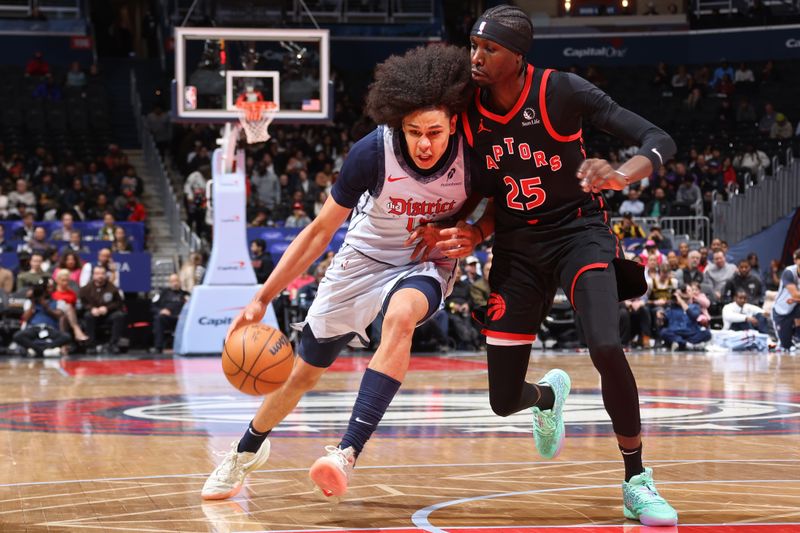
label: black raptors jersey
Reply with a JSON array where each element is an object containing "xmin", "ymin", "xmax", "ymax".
[{"xmin": 462, "ymin": 65, "xmax": 601, "ymax": 233}]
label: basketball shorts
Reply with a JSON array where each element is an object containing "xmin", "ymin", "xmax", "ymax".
[
  {"xmin": 294, "ymin": 243, "xmax": 457, "ymax": 360},
  {"xmin": 481, "ymin": 215, "xmax": 646, "ymax": 342}
]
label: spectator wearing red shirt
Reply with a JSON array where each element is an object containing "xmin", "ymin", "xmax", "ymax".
[
  {"xmin": 52, "ymin": 271, "xmax": 89, "ymax": 342},
  {"xmin": 722, "ymin": 157, "xmax": 738, "ymax": 192},
  {"xmin": 126, "ymin": 192, "xmax": 147, "ymax": 222},
  {"xmin": 25, "ymin": 51, "xmax": 49, "ymax": 77}
]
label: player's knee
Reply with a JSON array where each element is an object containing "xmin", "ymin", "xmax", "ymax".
[
  {"xmin": 489, "ymin": 392, "xmax": 517, "ymax": 417},
  {"xmin": 588, "ymin": 342, "xmax": 622, "ymax": 374},
  {"xmin": 382, "ymin": 308, "xmax": 417, "ymax": 338}
]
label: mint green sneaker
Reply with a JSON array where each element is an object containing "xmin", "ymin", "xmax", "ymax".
[
  {"xmin": 622, "ymin": 467, "xmax": 678, "ymax": 526},
  {"xmin": 531, "ymin": 369, "xmax": 570, "ymax": 459}
]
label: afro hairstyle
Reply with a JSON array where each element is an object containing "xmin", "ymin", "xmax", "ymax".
[{"xmin": 364, "ymin": 44, "xmax": 472, "ymax": 130}]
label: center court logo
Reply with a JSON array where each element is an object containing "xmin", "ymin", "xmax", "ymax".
[
  {"xmin": 2, "ymin": 390, "xmax": 799, "ymax": 436},
  {"xmin": 123, "ymin": 390, "xmax": 800, "ymax": 437}
]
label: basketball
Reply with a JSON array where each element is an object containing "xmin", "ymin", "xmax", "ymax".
[{"xmin": 222, "ymin": 324, "xmax": 295, "ymax": 396}]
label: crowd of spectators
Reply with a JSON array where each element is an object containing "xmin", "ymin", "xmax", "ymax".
[
  {"xmin": 1, "ymin": 239, "xmax": 194, "ymax": 356},
  {"xmin": 0, "ymin": 145, "xmax": 147, "ymax": 227},
  {"xmin": 611, "ymin": 234, "xmax": 795, "ymax": 351},
  {"xmin": 0, "ymin": 66, "xmax": 164, "ymax": 357},
  {"xmin": 581, "ymin": 59, "xmax": 798, "ymax": 222}
]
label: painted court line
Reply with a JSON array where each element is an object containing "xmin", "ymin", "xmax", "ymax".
[{"xmin": 410, "ymin": 481, "xmax": 800, "ymax": 532}]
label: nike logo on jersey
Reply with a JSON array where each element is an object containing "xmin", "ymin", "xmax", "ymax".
[
  {"xmin": 651, "ymin": 148, "xmax": 663, "ymax": 165},
  {"xmin": 387, "ymin": 175, "xmax": 409, "ymax": 182},
  {"xmin": 355, "ymin": 417, "xmax": 373, "ymax": 426},
  {"xmin": 477, "ymin": 119, "xmax": 492, "ymax": 134}
]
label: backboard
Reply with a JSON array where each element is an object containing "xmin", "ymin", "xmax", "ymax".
[{"xmin": 173, "ymin": 27, "xmax": 331, "ymax": 123}]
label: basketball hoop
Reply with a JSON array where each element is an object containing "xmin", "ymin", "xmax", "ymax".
[{"xmin": 235, "ymin": 101, "xmax": 278, "ymax": 144}]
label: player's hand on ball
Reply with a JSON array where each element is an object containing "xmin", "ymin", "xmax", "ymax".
[
  {"xmin": 439, "ymin": 221, "xmax": 479, "ymax": 258},
  {"xmin": 226, "ymin": 300, "xmax": 266, "ymax": 343},
  {"xmin": 577, "ymin": 158, "xmax": 627, "ymax": 193},
  {"xmin": 406, "ymin": 223, "xmax": 444, "ymax": 261}
]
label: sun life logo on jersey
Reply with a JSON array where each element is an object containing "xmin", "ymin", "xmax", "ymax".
[{"xmin": 522, "ymin": 107, "xmax": 540, "ymax": 127}]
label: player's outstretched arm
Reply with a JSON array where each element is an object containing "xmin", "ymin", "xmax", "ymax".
[
  {"xmin": 225, "ymin": 196, "xmax": 351, "ymax": 341},
  {"xmin": 553, "ymin": 72, "xmax": 676, "ymax": 193}
]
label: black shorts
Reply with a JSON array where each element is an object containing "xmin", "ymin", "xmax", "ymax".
[{"xmin": 480, "ymin": 214, "xmax": 646, "ymax": 341}]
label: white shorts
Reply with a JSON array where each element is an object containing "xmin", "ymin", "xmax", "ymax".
[{"xmin": 295, "ymin": 244, "xmax": 456, "ymax": 347}]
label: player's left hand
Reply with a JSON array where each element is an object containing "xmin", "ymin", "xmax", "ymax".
[
  {"xmin": 577, "ymin": 158, "xmax": 628, "ymax": 193},
  {"xmin": 405, "ymin": 223, "xmax": 445, "ymax": 261},
  {"xmin": 438, "ymin": 221, "xmax": 480, "ymax": 259}
]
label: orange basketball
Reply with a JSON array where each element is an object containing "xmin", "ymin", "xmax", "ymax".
[{"xmin": 222, "ymin": 324, "xmax": 295, "ymax": 396}]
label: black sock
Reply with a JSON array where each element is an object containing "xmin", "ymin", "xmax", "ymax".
[
  {"xmin": 534, "ymin": 384, "xmax": 555, "ymax": 411},
  {"xmin": 237, "ymin": 421, "xmax": 270, "ymax": 453},
  {"xmin": 620, "ymin": 444, "xmax": 644, "ymax": 482}
]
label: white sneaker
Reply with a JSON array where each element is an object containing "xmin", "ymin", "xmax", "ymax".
[
  {"xmin": 201, "ymin": 440, "xmax": 270, "ymax": 500},
  {"xmin": 42, "ymin": 347, "xmax": 62, "ymax": 357},
  {"xmin": 308, "ymin": 446, "xmax": 356, "ymax": 497}
]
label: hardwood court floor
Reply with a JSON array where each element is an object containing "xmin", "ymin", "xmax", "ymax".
[{"xmin": 0, "ymin": 349, "xmax": 799, "ymax": 532}]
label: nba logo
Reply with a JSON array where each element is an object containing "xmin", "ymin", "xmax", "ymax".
[{"xmin": 184, "ymin": 85, "xmax": 197, "ymax": 111}]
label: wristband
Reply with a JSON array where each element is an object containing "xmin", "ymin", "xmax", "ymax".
[
  {"xmin": 474, "ymin": 224, "xmax": 485, "ymax": 242},
  {"xmin": 614, "ymin": 169, "xmax": 631, "ymax": 186}
]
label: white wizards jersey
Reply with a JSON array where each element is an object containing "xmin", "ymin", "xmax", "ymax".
[
  {"xmin": 343, "ymin": 125, "xmax": 471, "ymax": 266},
  {"xmin": 773, "ymin": 264, "xmax": 798, "ymax": 316}
]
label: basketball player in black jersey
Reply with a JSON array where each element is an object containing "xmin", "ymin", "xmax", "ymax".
[{"xmin": 431, "ymin": 5, "xmax": 678, "ymax": 527}]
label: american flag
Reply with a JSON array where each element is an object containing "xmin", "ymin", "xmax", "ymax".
[{"xmin": 301, "ymin": 99, "xmax": 321, "ymax": 111}]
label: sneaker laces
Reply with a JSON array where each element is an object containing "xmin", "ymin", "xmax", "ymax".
[
  {"xmin": 323, "ymin": 445, "xmax": 352, "ymax": 470},
  {"xmin": 631, "ymin": 474, "xmax": 667, "ymax": 505},
  {"xmin": 213, "ymin": 446, "xmax": 240, "ymax": 479},
  {"xmin": 534, "ymin": 409, "xmax": 557, "ymax": 436}
]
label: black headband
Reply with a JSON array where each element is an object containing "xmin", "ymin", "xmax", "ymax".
[{"xmin": 470, "ymin": 17, "xmax": 531, "ymax": 56}]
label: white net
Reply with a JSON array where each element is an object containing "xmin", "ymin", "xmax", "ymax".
[{"xmin": 236, "ymin": 101, "xmax": 278, "ymax": 144}]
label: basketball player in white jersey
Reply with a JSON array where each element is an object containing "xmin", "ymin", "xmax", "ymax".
[{"xmin": 202, "ymin": 44, "xmax": 482, "ymax": 500}]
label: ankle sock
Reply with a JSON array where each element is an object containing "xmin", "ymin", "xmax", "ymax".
[
  {"xmin": 620, "ymin": 444, "xmax": 644, "ymax": 482},
  {"xmin": 237, "ymin": 421, "xmax": 270, "ymax": 453},
  {"xmin": 533, "ymin": 384, "xmax": 555, "ymax": 411}
]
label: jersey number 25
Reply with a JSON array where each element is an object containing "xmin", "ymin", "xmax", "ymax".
[{"xmin": 504, "ymin": 176, "xmax": 546, "ymax": 211}]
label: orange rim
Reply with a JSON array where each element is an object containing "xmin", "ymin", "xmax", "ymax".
[{"xmin": 236, "ymin": 101, "xmax": 277, "ymax": 122}]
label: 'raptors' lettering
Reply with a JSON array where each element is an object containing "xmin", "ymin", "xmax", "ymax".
[
  {"xmin": 486, "ymin": 138, "xmax": 562, "ymax": 172},
  {"xmin": 386, "ymin": 197, "xmax": 458, "ymax": 217}
]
